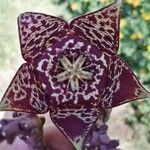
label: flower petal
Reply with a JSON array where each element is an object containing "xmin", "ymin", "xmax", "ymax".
[
  {"xmin": 0, "ymin": 64, "xmax": 49, "ymax": 113},
  {"xmin": 101, "ymin": 56, "xmax": 150, "ymax": 108},
  {"xmin": 18, "ymin": 12, "xmax": 68, "ymax": 62},
  {"xmin": 50, "ymin": 108, "xmax": 98, "ymax": 150},
  {"xmin": 70, "ymin": 1, "xmax": 122, "ymax": 55}
]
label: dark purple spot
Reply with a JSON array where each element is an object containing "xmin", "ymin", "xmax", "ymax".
[
  {"xmin": 32, "ymin": 18, "xmax": 38, "ymax": 24},
  {"xmin": 37, "ymin": 15, "xmax": 42, "ymax": 19},
  {"xmin": 41, "ymin": 20, "xmax": 46, "ymax": 26},
  {"xmin": 104, "ymin": 35, "xmax": 112, "ymax": 42},
  {"xmin": 110, "ymin": 8, "xmax": 117, "ymax": 13}
]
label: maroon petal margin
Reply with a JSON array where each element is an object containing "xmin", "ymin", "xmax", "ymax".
[
  {"xmin": 18, "ymin": 12, "xmax": 68, "ymax": 62},
  {"xmin": 100, "ymin": 56, "xmax": 150, "ymax": 108},
  {"xmin": 70, "ymin": 1, "xmax": 121, "ymax": 55},
  {"xmin": 50, "ymin": 107, "xmax": 98, "ymax": 149},
  {"xmin": 0, "ymin": 64, "xmax": 49, "ymax": 113}
]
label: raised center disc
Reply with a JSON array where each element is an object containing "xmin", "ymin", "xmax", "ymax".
[{"xmin": 56, "ymin": 55, "xmax": 93, "ymax": 92}]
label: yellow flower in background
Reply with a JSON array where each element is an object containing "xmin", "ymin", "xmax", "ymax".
[
  {"xmin": 127, "ymin": 0, "xmax": 142, "ymax": 7},
  {"xmin": 130, "ymin": 32, "xmax": 143, "ymax": 40},
  {"xmin": 120, "ymin": 18, "xmax": 127, "ymax": 28},
  {"xmin": 141, "ymin": 12, "xmax": 150, "ymax": 21},
  {"xmin": 147, "ymin": 45, "xmax": 150, "ymax": 52},
  {"xmin": 139, "ymin": 69, "xmax": 146, "ymax": 78},
  {"xmin": 100, "ymin": 0, "xmax": 108, "ymax": 3},
  {"xmin": 120, "ymin": 32, "xmax": 124, "ymax": 39},
  {"xmin": 70, "ymin": 2, "xmax": 79, "ymax": 11}
]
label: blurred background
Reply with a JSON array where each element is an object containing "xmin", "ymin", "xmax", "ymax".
[{"xmin": 0, "ymin": 0, "xmax": 150, "ymax": 149}]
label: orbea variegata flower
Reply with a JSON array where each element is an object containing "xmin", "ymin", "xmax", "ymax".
[{"xmin": 0, "ymin": 0, "xmax": 150, "ymax": 149}]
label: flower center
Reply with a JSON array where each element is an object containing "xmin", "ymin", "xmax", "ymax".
[{"xmin": 56, "ymin": 55, "xmax": 93, "ymax": 91}]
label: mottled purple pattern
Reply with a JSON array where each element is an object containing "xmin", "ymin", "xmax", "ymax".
[
  {"xmin": 18, "ymin": 12, "xmax": 68, "ymax": 63},
  {"xmin": 36, "ymin": 35, "xmax": 109, "ymax": 110},
  {"xmin": 0, "ymin": 64, "xmax": 49, "ymax": 113},
  {"xmin": 100, "ymin": 56, "xmax": 150, "ymax": 108},
  {"xmin": 70, "ymin": 2, "xmax": 121, "ymax": 55},
  {"xmin": 50, "ymin": 108, "xmax": 98, "ymax": 148},
  {"xmin": 35, "ymin": 36, "xmax": 111, "ymax": 148},
  {"xmin": 0, "ymin": 1, "xmax": 150, "ymax": 150}
]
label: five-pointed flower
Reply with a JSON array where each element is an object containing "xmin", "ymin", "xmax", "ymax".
[{"xmin": 0, "ymin": 0, "xmax": 150, "ymax": 149}]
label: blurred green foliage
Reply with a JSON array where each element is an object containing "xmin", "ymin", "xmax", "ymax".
[{"xmin": 52, "ymin": 0, "xmax": 150, "ymax": 143}]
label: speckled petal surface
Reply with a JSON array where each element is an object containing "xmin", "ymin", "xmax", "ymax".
[
  {"xmin": 35, "ymin": 35, "xmax": 110, "ymax": 110},
  {"xmin": 18, "ymin": 12, "xmax": 68, "ymax": 62},
  {"xmin": 50, "ymin": 107, "xmax": 98, "ymax": 150},
  {"xmin": 70, "ymin": 1, "xmax": 122, "ymax": 55},
  {"xmin": 0, "ymin": 64, "xmax": 49, "ymax": 113},
  {"xmin": 100, "ymin": 56, "xmax": 150, "ymax": 108}
]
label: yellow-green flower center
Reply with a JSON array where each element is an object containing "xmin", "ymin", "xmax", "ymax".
[{"xmin": 56, "ymin": 55, "xmax": 93, "ymax": 91}]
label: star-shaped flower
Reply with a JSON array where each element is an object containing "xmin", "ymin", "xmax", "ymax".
[
  {"xmin": 0, "ymin": 0, "xmax": 150, "ymax": 149},
  {"xmin": 56, "ymin": 55, "xmax": 93, "ymax": 92}
]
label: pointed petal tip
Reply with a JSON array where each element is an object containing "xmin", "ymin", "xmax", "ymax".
[
  {"xmin": 141, "ymin": 87, "xmax": 150, "ymax": 99},
  {"xmin": 0, "ymin": 99, "xmax": 10, "ymax": 112},
  {"xmin": 0, "ymin": 99, "xmax": 20, "ymax": 112},
  {"xmin": 116, "ymin": 0, "xmax": 123, "ymax": 10},
  {"xmin": 50, "ymin": 108, "xmax": 98, "ymax": 150},
  {"xmin": 17, "ymin": 12, "xmax": 28, "ymax": 21}
]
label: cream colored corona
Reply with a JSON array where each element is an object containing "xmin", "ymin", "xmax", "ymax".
[{"xmin": 56, "ymin": 55, "xmax": 93, "ymax": 91}]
